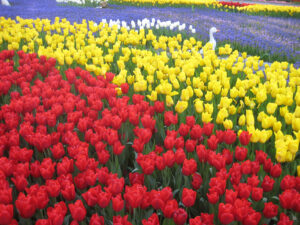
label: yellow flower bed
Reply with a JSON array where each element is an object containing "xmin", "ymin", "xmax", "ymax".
[
  {"xmin": 239, "ymin": 4, "xmax": 300, "ymax": 16},
  {"xmin": 113, "ymin": 0, "xmax": 218, "ymax": 6},
  {"xmin": 1, "ymin": 16, "xmax": 300, "ymax": 163},
  {"xmin": 112, "ymin": 0, "xmax": 300, "ymax": 16}
]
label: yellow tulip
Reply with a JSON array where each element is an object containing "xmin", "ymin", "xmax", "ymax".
[
  {"xmin": 246, "ymin": 110, "xmax": 255, "ymax": 127},
  {"xmin": 256, "ymin": 89, "xmax": 267, "ymax": 104},
  {"xmin": 194, "ymin": 88, "xmax": 203, "ymax": 98},
  {"xmin": 166, "ymin": 95, "xmax": 174, "ymax": 107},
  {"xmin": 285, "ymin": 113, "xmax": 293, "ymax": 125},
  {"xmin": 276, "ymin": 148, "xmax": 287, "ymax": 163},
  {"xmin": 228, "ymin": 105, "xmax": 236, "ymax": 115},
  {"xmin": 204, "ymin": 103, "xmax": 214, "ymax": 114},
  {"xmin": 194, "ymin": 99, "xmax": 204, "ymax": 113},
  {"xmin": 175, "ymin": 101, "xmax": 188, "ymax": 114},
  {"xmin": 238, "ymin": 115, "xmax": 246, "ymax": 126},
  {"xmin": 249, "ymin": 128, "xmax": 260, "ymax": 143},
  {"xmin": 212, "ymin": 82, "xmax": 221, "ymax": 95},
  {"xmin": 280, "ymin": 106, "xmax": 288, "ymax": 117},
  {"xmin": 273, "ymin": 121, "xmax": 282, "ymax": 132},
  {"xmin": 205, "ymin": 91, "xmax": 213, "ymax": 102},
  {"xmin": 216, "ymin": 108, "xmax": 228, "ymax": 124},
  {"xmin": 147, "ymin": 91, "xmax": 157, "ymax": 102},
  {"xmin": 295, "ymin": 106, "xmax": 300, "ymax": 118},
  {"xmin": 288, "ymin": 139, "xmax": 299, "ymax": 154},
  {"xmin": 285, "ymin": 151, "xmax": 294, "ymax": 162},
  {"xmin": 181, "ymin": 89, "xmax": 190, "ymax": 101},
  {"xmin": 259, "ymin": 130, "xmax": 272, "ymax": 143},
  {"xmin": 171, "ymin": 78, "xmax": 180, "ymax": 89},
  {"xmin": 230, "ymin": 87, "xmax": 239, "ymax": 99},
  {"xmin": 202, "ymin": 112, "xmax": 212, "ymax": 123},
  {"xmin": 292, "ymin": 117, "xmax": 300, "ymax": 131},
  {"xmin": 223, "ymin": 119, "xmax": 233, "ymax": 129},
  {"xmin": 266, "ymin": 103, "xmax": 277, "ymax": 114},
  {"xmin": 221, "ymin": 88, "xmax": 229, "ymax": 97},
  {"xmin": 218, "ymin": 98, "xmax": 232, "ymax": 110}
]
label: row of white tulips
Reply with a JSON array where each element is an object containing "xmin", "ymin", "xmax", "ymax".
[{"xmin": 95, "ymin": 18, "xmax": 196, "ymax": 33}]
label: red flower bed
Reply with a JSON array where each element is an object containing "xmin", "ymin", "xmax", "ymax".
[
  {"xmin": 0, "ymin": 50, "xmax": 299, "ymax": 225},
  {"xmin": 219, "ymin": 1, "xmax": 253, "ymax": 7}
]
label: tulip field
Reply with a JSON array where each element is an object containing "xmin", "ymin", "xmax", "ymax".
[{"xmin": 0, "ymin": 0, "xmax": 300, "ymax": 224}]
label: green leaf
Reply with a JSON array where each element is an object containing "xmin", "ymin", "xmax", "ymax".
[
  {"xmin": 162, "ymin": 218, "xmax": 176, "ymax": 225},
  {"xmin": 63, "ymin": 215, "xmax": 71, "ymax": 225}
]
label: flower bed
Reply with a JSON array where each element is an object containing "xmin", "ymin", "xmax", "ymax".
[
  {"xmin": 1, "ymin": 16, "xmax": 300, "ymax": 159},
  {"xmin": 56, "ymin": 0, "xmax": 107, "ymax": 7},
  {"xmin": 0, "ymin": 49, "xmax": 299, "ymax": 224},
  {"xmin": 1, "ymin": 0, "xmax": 299, "ymax": 63},
  {"xmin": 109, "ymin": 0, "xmax": 300, "ymax": 18},
  {"xmin": 219, "ymin": 1, "xmax": 253, "ymax": 7}
]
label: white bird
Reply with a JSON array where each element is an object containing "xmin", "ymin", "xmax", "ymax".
[
  {"xmin": 1, "ymin": 0, "xmax": 10, "ymax": 6},
  {"xmin": 200, "ymin": 27, "xmax": 220, "ymax": 54}
]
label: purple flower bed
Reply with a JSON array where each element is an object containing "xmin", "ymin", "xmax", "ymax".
[{"xmin": 1, "ymin": 0, "xmax": 299, "ymax": 65}]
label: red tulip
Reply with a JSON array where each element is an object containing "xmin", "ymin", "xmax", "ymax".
[
  {"xmin": 40, "ymin": 158, "xmax": 56, "ymax": 180},
  {"xmin": 207, "ymin": 135, "xmax": 218, "ymax": 150},
  {"xmin": 163, "ymin": 150, "xmax": 175, "ymax": 168},
  {"xmin": 252, "ymin": 187, "xmax": 263, "ymax": 202},
  {"xmin": 278, "ymin": 213, "xmax": 293, "ymax": 225},
  {"xmin": 154, "ymin": 101, "xmax": 165, "ymax": 113},
  {"xmin": 239, "ymin": 131, "xmax": 251, "ymax": 145},
  {"xmin": 173, "ymin": 208, "xmax": 187, "ymax": 225},
  {"xmin": 69, "ymin": 200, "xmax": 86, "ymax": 222},
  {"xmin": 129, "ymin": 172, "xmax": 144, "ymax": 185},
  {"xmin": 112, "ymin": 215, "xmax": 132, "ymax": 225},
  {"xmin": 164, "ymin": 111, "xmax": 178, "ymax": 126},
  {"xmin": 255, "ymin": 150, "xmax": 267, "ymax": 164},
  {"xmin": 15, "ymin": 193, "xmax": 36, "ymax": 218},
  {"xmin": 89, "ymin": 214, "xmax": 105, "ymax": 225},
  {"xmin": 192, "ymin": 173, "xmax": 203, "ymax": 190},
  {"xmin": 182, "ymin": 188, "xmax": 196, "ymax": 207},
  {"xmin": 97, "ymin": 191, "xmax": 111, "ymax": 208},
  {"xmin": 182, "ymin": 158, "xmax": 197, "ymax": 176},
  {"xmin": 263, "ymin": 202, "xmax": 278, "ymax": 218},
  {"xmin": 207, "ymin": 191, "xmax": 219, "ymax": 204},
  {"xmin": 270, "ymin": 163, "xmax": 282, "ymax": 178},
  {"xmin": 190, "ymin": 125, "xmax": 202, "ymax": 140},
  {"xmin": 280, "ymin": 175, "xmax": 296, "ymax": 190},
  {"xmin": 142, "ymin": 213, "xmax": 159, "ymax": 225},
  {"xmin": 112, "ymin": 194, "xmax": 124, "ymax": 212},
  {"xmin": 162, "ymin": 199, "xmax": 178, "ymax": 218},
  {"xmin": 235, "ymin": 146, "xmax": 248, "ymax": 161},
  {"xmin": 164, "ymin": 135, "xmax": 175, "ymax": 150},
  {"xmin": 46, "ymin": 179, "xmax": 61, "ymax": 198},
  {"xmin": 247, "ymin": 175, "xmax": 260, "ymax": 187},
  {"xmin": 61, "ymin": 182, "xmax": 75, "ymax": 201},
  {"xmin": 120, "ymin": 83, "xmax": 129, "ymax": 94},
  {"xmin": 178, "ymin": 123, "xmax": 189, "ymax": 137},
  {"xmin": 185, "ymin": 139, "xmax": 197, "ymax": 152},
  {"xmin": 175, "ymin": 148, "xmax": 186, "ymax": 165},
  {"xmin": 47, "ymin": 202, "xmax": 67, "ymax": 225},
  {"xmin": 0, "ymin": 204, "xmax": 13, "ymax": 225},
  {"xmin": 262, "ymin": 176, "xmax": 275, "ymax": 192},
  {"xmin": 82, "ymin": 187, "xmax": 99, "ymax": 207},
  {"xmin": 224, "ymin": 130, "xmax": 236, "ymax": 145},
  {"xmin": 186, "ymin": 116, "xmax": 195, "ymax": 128},
  {"xmin": 279, "ymin": 189, "xmax": 296, "ymax": 209},
  {"xmin": 225, "ymin": 189, "xmax": 237, "ymax": 204},
  {"xmin": 196, "ymin": 144, "xmax": 208, "ymax": 163},
  {"xmin": 218, "ymin": 203, "xmax": 234, "ymax": 225},
  {"xmin": 203, "ymin": 123, "xmax": 214, "ymax": 136},
  {"xmin": 175, "ymin": 136, "xmax": 185, "ymax": 149},
  {"xmin": 35, "ymin": 219, "xmax": 51, "ymax": 225}
]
